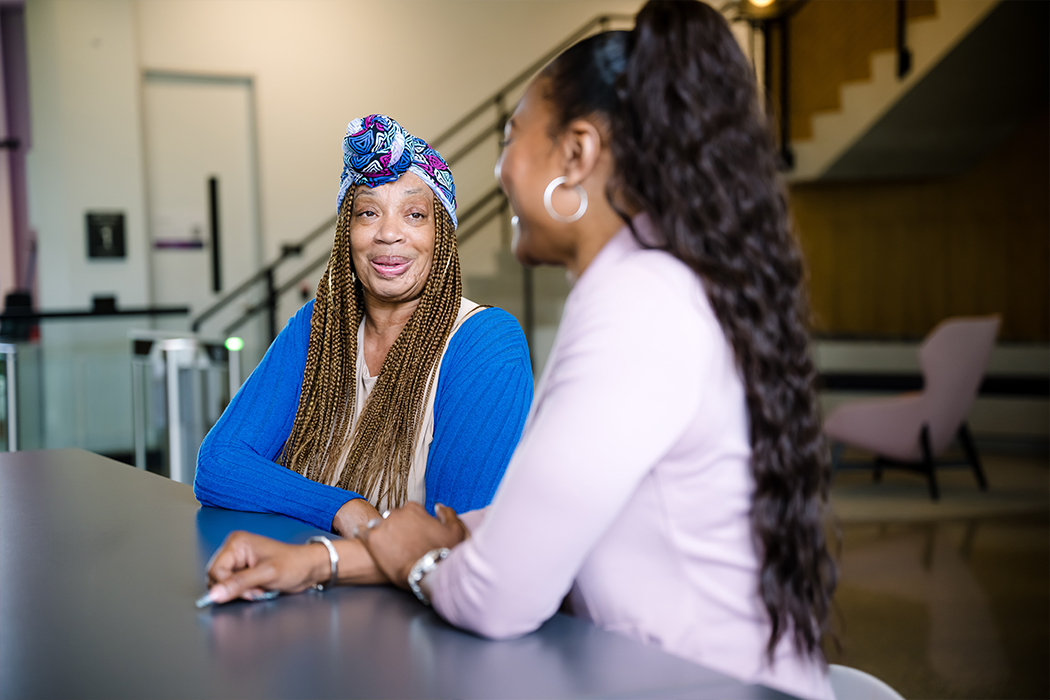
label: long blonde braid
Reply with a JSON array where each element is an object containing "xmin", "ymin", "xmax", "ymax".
[{"xmin": 280, "ymin": 186, "xmax": 463, "ymax": 507}]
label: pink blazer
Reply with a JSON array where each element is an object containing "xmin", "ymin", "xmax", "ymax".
[{"xmin": 430, "ymin": 216, "xmax": 833, "ymax": 700}]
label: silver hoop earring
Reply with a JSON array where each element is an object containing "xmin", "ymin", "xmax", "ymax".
[{"xmin": 543, "ymin": 176, "xmax": 587, "ymax": 223}]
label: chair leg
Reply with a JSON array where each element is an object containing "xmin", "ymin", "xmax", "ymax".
[
  {"xmin": 957, "ymin": 422, "xmax": 988, "ymax": 491},
  {"xmin": 830, "ymin": 441, "xmax": 844, "ymax": 471},
  {"xmin": 921, "ymin": 424, "xmax": 939, "ymax": 501}
]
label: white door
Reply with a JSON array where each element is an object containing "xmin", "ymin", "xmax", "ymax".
[{"xmin": 142, "ymin": 73, "xmax": 266, "ymax": 367}]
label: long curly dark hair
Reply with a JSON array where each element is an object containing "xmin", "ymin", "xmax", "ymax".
[{"xmin": 541, "ymin": 0, "xmax": 836, "ymax": 663}]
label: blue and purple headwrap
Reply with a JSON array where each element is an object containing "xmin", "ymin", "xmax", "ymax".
[{"xmin": 337, "ymin": 114, "xmax": 458, "ymax": 229}]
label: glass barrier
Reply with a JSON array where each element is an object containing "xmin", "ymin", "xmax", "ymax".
[
  {"xmin": 131, "ymin": 332, "xmax": 239, "ymax": 484},
  {"xmin": 0, "ymin": 343, "xmax": 16, "ymax": 451},
  {"xmin": 0, "ymin": 318, "xmax": 243, "ymax": 486}
]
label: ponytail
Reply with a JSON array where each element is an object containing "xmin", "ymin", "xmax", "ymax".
[{"xmin": 543, "ymin": 0, "xmax": 837, "ymax": 664}]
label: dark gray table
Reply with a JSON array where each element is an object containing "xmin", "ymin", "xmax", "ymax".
[{"xmin": 1, "ymin": 449, "xmax": 792, "ymax": 699}]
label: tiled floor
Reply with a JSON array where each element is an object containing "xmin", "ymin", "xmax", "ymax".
[{"xmin": 825, "ymin": 455, "xmax": 1049, "ymax": 699}]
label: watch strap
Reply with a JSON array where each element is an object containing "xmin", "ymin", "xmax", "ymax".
[{"xmin": 407, "ymin": 547, "xmax": 450, "ymax": 605}]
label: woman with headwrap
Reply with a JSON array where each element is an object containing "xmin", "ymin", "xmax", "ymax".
[{"xmin": 194, "ymin": 115, "xmax": 532, "ymax": 538}]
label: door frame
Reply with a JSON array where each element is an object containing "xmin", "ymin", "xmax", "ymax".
[{"xmin": 138, "ymin": 69, "xmax": 265, "ymax": 321}]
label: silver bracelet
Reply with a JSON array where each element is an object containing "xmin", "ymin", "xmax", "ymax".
[
  {"xmin": 306, "ymin": 535, "xmax": 339, "ymax": 591},
  {"xmin": 407, "ymin": 547, "xmax": 450, "ymax": 605}
]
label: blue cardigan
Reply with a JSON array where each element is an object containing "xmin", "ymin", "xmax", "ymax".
[{"xmin": 194, "ymin": 300, "xmax": 533, "ymax": 531}]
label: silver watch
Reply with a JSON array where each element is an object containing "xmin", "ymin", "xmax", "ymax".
[{"xmin": 407, "ymin": 547, "xmax": 450, "ymax": 605}]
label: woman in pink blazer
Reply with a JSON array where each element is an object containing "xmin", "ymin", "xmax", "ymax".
[{"xmin": 206, "ymin": 2, "xmax": 837, "ymax": 697}]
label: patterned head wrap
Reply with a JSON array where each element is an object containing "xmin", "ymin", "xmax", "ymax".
[{"xmin": 337, "ymin": 114, "xmax": 458, "ymax": 229}]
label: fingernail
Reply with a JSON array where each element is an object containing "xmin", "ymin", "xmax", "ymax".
[
  {"xmin": 197, "ymin": 585, "xmax": 226, "ymax": 608},
  {"xmin": 366, "ymin": 517, "xmax": 381, "ymax": 529},
  {"xmin": 382, "ymin": 510, "xmax": 391, "ymax": 519}
]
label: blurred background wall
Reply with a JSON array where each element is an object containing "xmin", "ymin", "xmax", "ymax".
[{"xmin": 0, "ymin": 0, "xmax": 1045, "ymax": 461}]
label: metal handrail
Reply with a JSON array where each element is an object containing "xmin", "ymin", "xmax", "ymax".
[
  {"xmin": 455, "ymin": 190, "xmax": 507, "ymax": 246},
  {"xmin": 190, "ymin": 213, "xmax": 336, "ymax": 332},
  {"xmin": 429, "ymin": 13, "xmax": 633, "ymax": 150},
  {"xmin": 223, "ymin": 250, "xmax": 331, "ymax": 335},
  {"xmin": 456, "ymin": 185, "xmax": 505, "ymax": 225},
  {"xmin": 196, "ymin": 13, "xmax": 633, "ymax": 341}
]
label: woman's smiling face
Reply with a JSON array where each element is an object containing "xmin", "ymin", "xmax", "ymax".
[
  {"xmin": 495, "ymin": 78, "xmax": 578, "ymax": 268},
  {"xmin": 349, "ymin": 172, "xmax": 437, "ymax": 308}
]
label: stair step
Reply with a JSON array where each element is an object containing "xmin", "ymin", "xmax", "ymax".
[{"xmin": 789, "ymin": 0, "xmax": 1000, "ymax": 181}]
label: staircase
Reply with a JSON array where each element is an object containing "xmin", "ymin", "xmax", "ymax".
[{"xmin": 787, "ymin": 0, "xmax": 1000, "ymax": 181}]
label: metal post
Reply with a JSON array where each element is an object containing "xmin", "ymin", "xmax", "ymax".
[
  {"xmin": 266, "ymin": 268, "xmax": 277, "ymax": 343},
  {"xmin": 132, "ymin": 357, "xmax": 146, "ymax": 469},
  {"xmin": 228, "ymin": 345, "xmax": 241, "ymax": 399},
  {"xmin": 165, "ymin": 343, "xmax": 182, "ymax": 483},
  {"xmin": 761, "ymin": 20, "xmax": 772, "ymax": 118},
  {"xmin": 162, "ymin": 338, "xmax": 196, "ymax": 484},
  {"xmin": 896, "ymin": 0, "xmax": 913, "ymax": 78},
  {"xmin": 778, "ymin": 17, "xmax": 794, "ymax": 170},
  {"xmin": 1, "ymin": 344, "xmax": 16, "ymax": 452}
]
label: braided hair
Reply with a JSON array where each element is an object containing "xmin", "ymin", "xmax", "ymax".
[{"xmin": 280, "ymin": 186, "xmax": 463, "ymax": 508}]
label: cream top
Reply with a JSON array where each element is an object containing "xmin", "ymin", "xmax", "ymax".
[{"xmin": 328, "ymin": 298, "xmax": 482, "ymax": 511}]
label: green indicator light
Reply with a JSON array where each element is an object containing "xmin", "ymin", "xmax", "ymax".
[{"xmin": 225, "ymin": 337, "xmax": 244, "ymax": 352}]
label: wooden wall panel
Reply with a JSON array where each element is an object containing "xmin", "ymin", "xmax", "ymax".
[
  {"xmin": 787, "ymin": 0, "xmax": 937, "ymax": 141},
  {"xmin": 790, "ymin": 109, "xmax": 1049, "ymax": 342}
]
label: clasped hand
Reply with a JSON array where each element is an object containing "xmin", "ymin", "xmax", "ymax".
[
  {"xmin": 204, "ymin": 503, "xmax": 469, "ymax": 603},
  {"xmin": 356, "ymin": 503, "xmax": 469, "ymax": 589}
]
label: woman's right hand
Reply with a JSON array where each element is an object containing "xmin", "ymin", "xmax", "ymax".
[
  {"xmin": 331, "ymin": 498, "xmax": 383, "ymax": 538},
  {"xmin": 205, "ymin": 531, "xmax": 330, "ymax": 604}
]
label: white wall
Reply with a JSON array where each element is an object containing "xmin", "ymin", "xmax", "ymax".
[
  {"xmin": 25, "ymin": 0, "xmax": 152, "ymax": 452},
  {"xmin": 27, "ymin": 0, "xmax": 646, "ymax": 327},
  {"xmin": 22, "ymin": 0, "xmax": 644, "ymax": 453},
  {"xmin": 27, "ymin": 0, "xmax": 150, "ymax": 310},
  {"xmin": 29, "ymin": 0, "xmax": 646, "ymax": 309},
  {"xmin": 135, "ymin": 0, "xmax": 641, "ymax": 268}
]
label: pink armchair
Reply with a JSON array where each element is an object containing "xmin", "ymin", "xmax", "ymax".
[{"xmin": 823, "ymin": 315, "xmax": 1000, "ymax": 500}]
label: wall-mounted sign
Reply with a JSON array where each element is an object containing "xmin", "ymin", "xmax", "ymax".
[{"xmin": 86, "ymin": 212, "xmax": 126, "ymax": 259}]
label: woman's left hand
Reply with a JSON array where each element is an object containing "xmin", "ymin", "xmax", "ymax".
[
  {"xmin": 357, "ymin": 503, "xmax": 468, "ymax": 589},
  {"xmin": 205, "ymin": 531, "xmax": 330, "ymax": 603}
]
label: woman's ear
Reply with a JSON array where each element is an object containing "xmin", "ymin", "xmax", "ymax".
[{"xmin": 561, "ymin": 118, "xmax": 604, "ymax": 187}]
